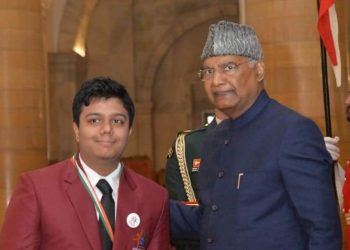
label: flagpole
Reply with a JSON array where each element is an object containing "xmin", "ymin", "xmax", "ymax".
[
  {"xmin": 317, "ymin": 0, "xmax": 332, "ymax": 137},
  {"xmin": 317, "ymin": 0, "xmax": 338, "ymax": 205}
]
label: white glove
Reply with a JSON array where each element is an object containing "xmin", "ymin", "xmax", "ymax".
[{"xmin": 324, "ymin": 136, "xmax": 340, "ymax": 161}]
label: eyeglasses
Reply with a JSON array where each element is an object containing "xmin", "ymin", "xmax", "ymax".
[{"xmin": 198, "ymin": 59, "xmax": 253, "ymax": 82}]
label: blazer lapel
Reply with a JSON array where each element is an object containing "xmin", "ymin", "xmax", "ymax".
[
  {"xmin": 64, "ymin": 161, "xmax": 101, "ymax": 250},
  {"xmin": 114, "ymin": 168, "xmax": 141, "ymax": 249}
]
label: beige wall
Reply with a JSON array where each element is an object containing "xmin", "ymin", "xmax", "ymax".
[
  {"xmin": 0, "ymin": 0, "xmax": 48, "ymax": 226},
  {"xmin": 83, "ymin": 0, "xmax": 239, "ymax": 170},
  {"xmin": 44, "ymin": 0, "xmax": 350, "ymax": 170}
]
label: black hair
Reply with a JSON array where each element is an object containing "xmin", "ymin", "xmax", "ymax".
[{"xmin": 72, "ymin": 77, "xmax": 135, "ymax": 127}]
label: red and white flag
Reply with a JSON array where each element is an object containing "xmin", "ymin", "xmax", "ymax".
[{"xmin": 317, "ymin": 0, "xmax": 341, "ymax": 87}]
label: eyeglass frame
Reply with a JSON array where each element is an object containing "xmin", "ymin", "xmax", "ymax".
[{"xmin": 197, "ymin": 58, "xmax": 255, "ymax": 82}]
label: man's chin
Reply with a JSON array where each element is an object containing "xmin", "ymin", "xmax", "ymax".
[
  {"xmin": 213, "ymin": 98, "xmax": 236, "ymax": 108},
  {"xmin": 96, "ymin": 152, "xmax": 121, "ymax": 161}
]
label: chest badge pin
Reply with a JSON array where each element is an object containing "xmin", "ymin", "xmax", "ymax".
[{"xmin": 127, "ymin": 212, "xmax": 141, "ymax": 228}]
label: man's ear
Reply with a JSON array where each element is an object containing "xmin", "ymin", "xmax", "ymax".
[
  {"xmin": 73, "ymin": 122, "xmax": 79, "ymax": 142},
  {"xmin": 255, "ymin": 61, "xmax": 265, "ymax": 82},
  {"xmin": 128, "ymin": 127, "xmax": 133, "ymax": 136}
]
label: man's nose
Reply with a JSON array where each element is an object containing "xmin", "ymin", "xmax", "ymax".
[
  {"xmin": 101, "ymin": 122, "xmax": 112, "ymax": 134},
  {"xmin": 212, "ymin": 69, "xmax": 225, "ymax": 86}
]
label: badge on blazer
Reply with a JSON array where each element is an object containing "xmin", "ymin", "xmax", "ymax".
[
  {"xmin": 127, "ymin": 213, "xmax": 140, "ymax": 228},
  {"xmin": 192, "ymin": 158, "xmax": 201, "ymax": 171},
  {"xmin": 133, "ymin": 228, "xmax": 147, "ymax": 250}
]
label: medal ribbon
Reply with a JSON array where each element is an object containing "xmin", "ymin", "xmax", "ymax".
[{"xmin": 70, "ymin": 154, "xmax": 114, "ymax": 242}]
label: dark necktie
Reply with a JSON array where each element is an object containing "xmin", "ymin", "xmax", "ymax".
[{"xmin": 97, "ymin": 179, "xmax": 115, "ymax": 250}]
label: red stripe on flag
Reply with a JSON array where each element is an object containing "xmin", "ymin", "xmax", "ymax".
[
  {"xmin": 317, "ymin": 0, "xmax": 337, "ymax": 65},
  {"xmin": 317, "ymin": 0, "xmax": 342, "ymax": 87}
]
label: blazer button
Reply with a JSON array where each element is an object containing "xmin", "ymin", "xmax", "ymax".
[
  {"xmin": 207, "ymin": 237, "xmax": 213, "ymax": 244},
  {"xmin": 211, "ymin": 204, "xmax": 218, "ymax": 211},
  {"xmin": 217, "ymin": 171, "xmax": 224, "ymax": 178},
  {"xmin": 224, "ymin": 139, "xmax": 230, "ymax": 145}
]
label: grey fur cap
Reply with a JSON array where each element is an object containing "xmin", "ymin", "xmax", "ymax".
[{"xmin": 201, "ymin": 20, "xmax": 263, "ymax": 61}]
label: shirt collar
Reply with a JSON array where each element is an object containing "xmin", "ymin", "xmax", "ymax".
[{"xmin": 78, "ymin": 154, "xmax": 122, "ymax": 193}]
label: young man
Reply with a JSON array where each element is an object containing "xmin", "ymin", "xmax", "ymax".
[
  {"xmin": 0, "ymin": 77, "xmax": 169, "ymax": 250},
  {"xmin": 170, "ymin": 20, "xmax": 341, "ymax": 250}
]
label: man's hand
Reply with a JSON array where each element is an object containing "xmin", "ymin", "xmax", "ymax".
[
  {"xmin": 345, "ymin": 212, "xmax": 350, "ymax": 225},
  {"xmin": 324, "ymin": 136, "xmax": 340, "ymax": 161}
]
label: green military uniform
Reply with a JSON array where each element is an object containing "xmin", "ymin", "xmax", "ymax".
[{"xmin": 165, "ymin": 121, "xmax": 216, "ymax": 250}]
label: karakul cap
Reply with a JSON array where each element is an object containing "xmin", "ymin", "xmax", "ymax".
[{"xmin": 201, "ymin": 20, "xmax": 263, "ymax": 61}]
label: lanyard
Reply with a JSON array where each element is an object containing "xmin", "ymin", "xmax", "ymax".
[{"xmin": 70, "ymin": 154, "xmax": 114, "ymax": 242}]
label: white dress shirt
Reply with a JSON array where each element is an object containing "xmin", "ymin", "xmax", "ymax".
[{"xmin": 79, "ymin": 154, "xmax": 123, "ymax": 218}]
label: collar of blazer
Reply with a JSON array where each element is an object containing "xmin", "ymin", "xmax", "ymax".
[
  {"xmin": 63, "ymin": 158, "xmax": 137, "ymax": 191},
  {"xmin": 63, "ymin": 158, "xmax": 141, "ymax": 249}
]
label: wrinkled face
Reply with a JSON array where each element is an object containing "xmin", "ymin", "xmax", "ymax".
[
  {"xmin": 73, "ymin": 97, "xmax": 132, "ymax": 166},
  {"xmin": 202, "ymin": 55, "xmax": 265, "ymax": 119},
  {"xmin": 345, "ymin": 93, "xmax": 350, "ymax": 122}
]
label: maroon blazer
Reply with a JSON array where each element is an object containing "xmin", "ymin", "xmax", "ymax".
[{"xmin": 0, "ymin": 159, "xmax": 169, "ymax": 250}]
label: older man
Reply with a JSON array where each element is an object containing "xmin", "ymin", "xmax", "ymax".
[{"xmin": 170, "ymin": 20, "xmax": 341, "ymax": 250}]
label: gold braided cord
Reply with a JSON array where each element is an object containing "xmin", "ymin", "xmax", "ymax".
[{"xmin": 175, "ymin": 133, "xmax": 197, "ymax": 202}]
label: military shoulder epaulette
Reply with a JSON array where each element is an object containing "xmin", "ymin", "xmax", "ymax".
[
  {"xmin": 167, "ymin": 130, "xmax": 192, "ymax": 159},
  {"xmin": 177, "ymin": 129, "xmax": 191, "ymax": 135},
  {"xmin": 176, "ymin": 126, "xmax": 207, "ymax": 137}
]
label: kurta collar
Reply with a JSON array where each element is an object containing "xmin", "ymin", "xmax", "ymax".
[{"xmin": 228, "ymin": 90, "xmax": 271, "ymax": 129}]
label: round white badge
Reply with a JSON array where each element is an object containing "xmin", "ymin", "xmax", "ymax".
[{"xmin": 126, "ymin": 213, "xmax": 140, "ymax": 228}]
